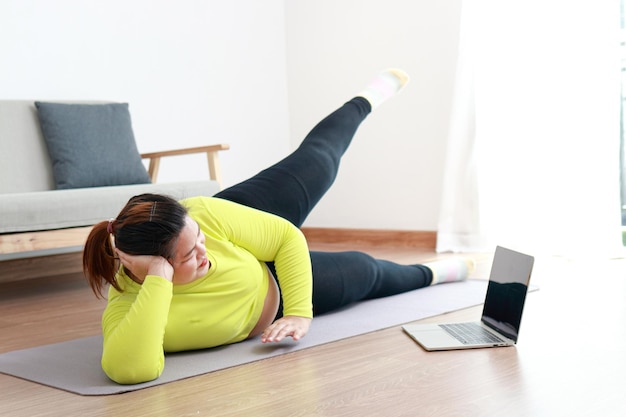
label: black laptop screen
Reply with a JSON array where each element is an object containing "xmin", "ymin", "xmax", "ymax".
[{"xmin": 481, "ymin": 246, "xmax": 534, "ymax": 342}]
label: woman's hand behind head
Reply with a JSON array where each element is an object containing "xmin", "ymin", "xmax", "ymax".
[{"xmin": 115, "ymin": 249, "xmax": 174, "ymax": 284}]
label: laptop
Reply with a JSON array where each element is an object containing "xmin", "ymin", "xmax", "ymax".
[{"xmin": 402, "ymin": 246, "xmax": 534, "ymax": 351}]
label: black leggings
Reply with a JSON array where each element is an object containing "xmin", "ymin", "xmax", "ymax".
[{"xmin": 214, "ymin": 97, "xmax": 432, "ymax": 315}]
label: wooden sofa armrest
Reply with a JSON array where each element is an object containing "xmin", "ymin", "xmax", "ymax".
[{"xmin": 141, "ymin": 143, "xmax": 230, "ymax": 186}]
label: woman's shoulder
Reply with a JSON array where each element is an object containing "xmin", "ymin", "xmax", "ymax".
[
  {"xmin": 180, "ymin": 196, "xmax": 237, "ymax": 209},
  {"xmin": 182, "ymin": 196, "xmax": 256, "ymax": 215},
  {"xmin": 179, "ymin": 195, "xmax": 213, "ymax": 206}
]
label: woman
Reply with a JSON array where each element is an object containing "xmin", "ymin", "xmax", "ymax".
[{"xmin": 83, "ymin": 69, "xmax": 473, "ymax": 384}]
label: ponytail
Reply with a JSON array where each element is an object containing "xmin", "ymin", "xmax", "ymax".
[{"xmin": 83, "ymin": 220, "xmax": 119, "ymax": 297}]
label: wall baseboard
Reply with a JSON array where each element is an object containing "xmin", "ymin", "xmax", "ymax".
[{"xmin": 301, "ymin": 227, "xmax": 436, "ymax": 249}]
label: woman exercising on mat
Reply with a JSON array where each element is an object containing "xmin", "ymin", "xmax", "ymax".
[{"xmin": 82, "ymin": 69, "xmax": 473, "ymax": 384}]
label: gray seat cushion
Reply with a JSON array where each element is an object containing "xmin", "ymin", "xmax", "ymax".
[{"xmin": 0, "ymin": 181, "xmax": 220, "ymax": 233}]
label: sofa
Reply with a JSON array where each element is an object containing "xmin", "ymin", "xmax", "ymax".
[{"xmin": 0, "ymin": 100, "xmax": 228, "ymax": 281}]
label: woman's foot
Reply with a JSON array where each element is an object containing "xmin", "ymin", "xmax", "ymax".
[
  {"xmin": 424, "ymin": 258, "xmax": 475, "ymax": 285},
  {"xmin": 358, "ymin": 68, "xmax": 409, "ymax": 109}
]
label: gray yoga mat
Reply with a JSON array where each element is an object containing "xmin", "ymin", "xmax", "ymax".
[{"xmin": 0, "ymin": 279, "xmax": 491, "ymax": 395}]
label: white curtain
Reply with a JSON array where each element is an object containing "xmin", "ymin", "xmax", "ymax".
[{"xmin": 437, "ymin": 0, "xmax": 625, "ymax": 258}]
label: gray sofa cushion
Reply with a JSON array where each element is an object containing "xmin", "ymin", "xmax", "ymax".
[
  {"xmin": 35, "ymin": 102, "xmax": 152, "ymax": 189},
  {"xmin": 0, "ymin": 180, "xmax": 220, "ymax": 234}
]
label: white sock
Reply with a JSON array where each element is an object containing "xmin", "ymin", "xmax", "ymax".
[
  {"xmin": 358, "ymin": 68, "xmax": 410, "ymax": 109},
  {"xmin": 424, "ymin": 258, "xmax": 475, "ymax": 285}
]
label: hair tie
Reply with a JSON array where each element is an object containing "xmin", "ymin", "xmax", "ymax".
[
  {"xmin": 149, "ymin": 201, "xmax": 157, "ymax": 222},
  {"xmin": 107, "ymin": 219, "xmax": 115, "ymax": 234}
]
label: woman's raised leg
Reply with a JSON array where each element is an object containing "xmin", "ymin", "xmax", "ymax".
[
  {"xmin": 214, "ymin": 97, "xmax": 370, "ymax": 226},
  {"xmin": 215, "ymin": 69, "xmax": 409, "ymax": 227}
]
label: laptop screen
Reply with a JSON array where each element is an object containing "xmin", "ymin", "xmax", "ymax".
[{"xmin": 481, "ymin": 246, "xmax": 534, "ymax": 342}]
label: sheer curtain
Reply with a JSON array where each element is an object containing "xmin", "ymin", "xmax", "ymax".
[{"xmin": 437, "ymin": 0, "xmax": 625, "ymax": 258}]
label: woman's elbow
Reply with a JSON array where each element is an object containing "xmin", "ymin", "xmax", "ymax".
[{"xmin": 102, "ymin": 358, "xmax": 164, "ymax": 385}]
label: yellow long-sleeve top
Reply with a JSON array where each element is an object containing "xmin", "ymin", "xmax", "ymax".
[{"xmin": 101, "ymin": 197, "xmax": 313, "ymax": 384}]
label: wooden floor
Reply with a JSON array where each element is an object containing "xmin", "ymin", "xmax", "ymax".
[{"xmin": 1, "ymin": 242, "xmax": 626, "ymax": 417}]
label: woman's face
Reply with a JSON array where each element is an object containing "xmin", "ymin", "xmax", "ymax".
[{"xmin": 170, "ymin": 216, "xmax": 209, "ymax": 284}]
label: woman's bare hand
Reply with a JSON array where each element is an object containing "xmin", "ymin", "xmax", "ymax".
[
  {"xmin": 261, "ymin": 316, "xmax": 312, "ymax": 343},
  {"xmin": 115, "ymin": 249, "xmax": 174, "ymax": 283}
]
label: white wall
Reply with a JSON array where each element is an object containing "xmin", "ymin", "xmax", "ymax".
[
  {"xmin": 286, "ymin": 0, "xmax": 462, "ymax": 231},
  {"xmin": 1, "ymin": 0, "xmax": 462, "ymax": 232},
  {"xmin": 0, "ymin": 0, "xmax": 291, "ymax": 188}
]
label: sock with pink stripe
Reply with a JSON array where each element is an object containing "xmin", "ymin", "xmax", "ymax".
[
  {"xmin": 425, "ymin": 258, "xmax": 475, "ymax": 285},
  {"xmin": 358, "ymin": 68, "xmax": 409, "ymax": 109}
]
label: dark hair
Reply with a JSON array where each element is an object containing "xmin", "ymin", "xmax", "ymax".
[{"xmin": 82, "ymin": 193, "xmax": 188, "ymax": 297}]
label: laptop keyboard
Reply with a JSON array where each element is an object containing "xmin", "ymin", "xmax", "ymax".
[{"xmin": 440, "ymin": 323, "xmax": 505, "ymax": 345}]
